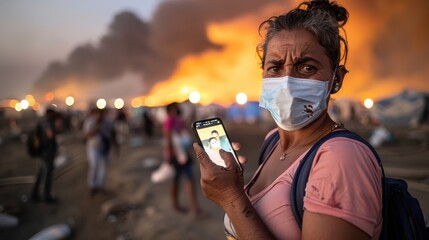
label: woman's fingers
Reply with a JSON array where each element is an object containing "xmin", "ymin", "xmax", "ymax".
[
  {"xmin": 231, "ymin": 142, "xmax": 241, "ymax": 151},
  {"xmin": 231, "ymin": 142, "xmax": 247, "ymax": 164},
  {"xmin": 193, "ymin": 143, "xmax": 216, "ymax": 169},
  {"xmin": 238, "ymin": 156, "xmax": 248, "ymax": 164},
  {"xmin": 219, "ymin": 149, "xmax": 245, "ymax": 171}
]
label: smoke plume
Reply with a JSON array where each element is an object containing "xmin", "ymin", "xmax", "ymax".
[
  {"xmin": 33, "ymin": 0, "xmax": 278, "ymax": 98},
  {"xmin": 33, "ymin": 0, "xmax": 429, "ymax": 103}
]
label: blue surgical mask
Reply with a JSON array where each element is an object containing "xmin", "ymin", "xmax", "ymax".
[{"xmin": 259, "ymin": 76, "xmax": 331, "ymax": 131}]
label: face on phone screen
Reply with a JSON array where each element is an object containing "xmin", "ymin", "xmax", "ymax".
[{"xmin": 193, "ymin": 118, "xmax": 241, "ymax": 170}]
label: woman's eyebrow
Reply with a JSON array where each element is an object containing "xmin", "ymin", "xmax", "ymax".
[
  {"xmin": 294, "ymin": 56, "xmax": 321, "ymax": 65},
  {"xmin": 265, "ymin": 59, "xmax": 285, "ymax": 66}
]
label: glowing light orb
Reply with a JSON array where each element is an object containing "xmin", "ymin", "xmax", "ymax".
[
  {"xmin": 25, "ymin": 95, "xmax": 36, "ymax": 106},
  {"xmin": 20, "ymin": 100, "xmax": 29, "ymax": 109},
  {"xmin": 45, "ymin": 92, "xmax": 54, "ymax": 102},
  {"xmin": 236, "ymin": 92, "xmax": 248, "ymax": 105},
  {"xmin": 96, "ymin": 98, "xmax": 107, "ymax": 109},
  {"xmin": 33, "ymin": 103, "xmax": 41, "ymax": 111},
  {"xmin": 65, "ymin": 96, "xmax": 75, "ymax": 106},
  {"xmin": 114, "ymin": 98, "xmax": 125, "ymax": 109},
  {"xmin": 364, "ymin": 98, "xmax": 374, "ymax": 109},
  {"xmin": 189, "ymin": 91, "xmax": 201, "ymax": 104},
  {"xmin": 131, "ymin": 98, "xmax": 142, "ymax": 108},
  {"xmin": 15, "ymin": 103, "xmax": 23, "ymax": 112}
]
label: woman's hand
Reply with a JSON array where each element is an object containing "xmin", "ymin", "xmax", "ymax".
[{"xmin": 193, "ymin": 143, "xmax": 245, "ymax": 207}]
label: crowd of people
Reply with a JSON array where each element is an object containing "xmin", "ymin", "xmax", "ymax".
[{"xmin": 27, "ymin": 102, "xmax": 203, "ymax": 219}]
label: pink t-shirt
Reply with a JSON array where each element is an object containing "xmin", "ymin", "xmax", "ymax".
[{"xmin": 224, "ymin": 137, "xmax": 382, "ymax": 239}]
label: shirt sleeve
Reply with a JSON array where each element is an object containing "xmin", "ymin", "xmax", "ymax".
[{"xmin": 303, "ymin": 137, "xmax": 383, "ymax": 237}]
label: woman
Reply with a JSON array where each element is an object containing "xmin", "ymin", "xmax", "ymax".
[
  {"xmin": 193, "ymin": 0, "xmax": 382, "ymax": 239},
  {"xmin": 163, "ymin": 102, "xmax": 201, "ymax": 215},
  {"xmin": 205, "ymin": 137, "xmax": 226, "ymax": 167},
  {"xmin": 84, "ymin": 108, "xmax": 118, "ymax": 195}
]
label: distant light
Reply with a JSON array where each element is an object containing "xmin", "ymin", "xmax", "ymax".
[
  {"xmin": 236, "ymin": 92, "xmax": 248, "ymax": 105},
  {"xmin": 131, "ymin": 97, "xmax": 142, "ymax": 108},
  {"xmin": 65, "ymin": 96, "xmax": 75, "ymax": 106},
  {"xmin": 25, "ymin": 95, "xmax": 36, "ymax": 106},
  {"xmin": 364, "ymin": 98, "xmax": 374, "ymax": 109},
  {"xmin": 9, "ymin": 100, "xmax": 19, "ymax": 108},
  {"xmin": 114, "ymin": 98, "xmax": 125, "ymax": 109},
  {"xmin": 20, "ymin": 100, "xmax": 29, "ymax": 110},
  {"xmin": 15, "ymin": 103, "xmax": 23, "ymax": 112},
  {"xmin": 33, "ymin": 102, "xmax": 41, "ymax": 111},
  {"xmin": 45, "ymin": 92, "xmax": 54, "ymax": 102},
  {"xmin": 189, "ymin": 91, "xmax": 201, "ymax": 104},
  {"xmin": 96, "ymin": 98, "xmax": 107, "ymax": 109}
]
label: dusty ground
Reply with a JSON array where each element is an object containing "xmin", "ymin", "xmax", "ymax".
[{"xmin": 1, "ymin": 120, "xmax": 428, "ymax": 240}]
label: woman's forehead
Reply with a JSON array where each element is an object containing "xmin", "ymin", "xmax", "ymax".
[{"xmin": 266, "ymin": 29, "xmax": 328, "ymax": 61}]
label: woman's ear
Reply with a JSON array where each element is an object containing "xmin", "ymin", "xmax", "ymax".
[{"xmin": 331, "ymin": 65, "xmax": 348, "ymax": 94}]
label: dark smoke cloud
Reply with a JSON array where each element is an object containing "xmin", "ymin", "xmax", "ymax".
[
  {"xmin": 33, "ymin": 0, "xmax": 278, "ymax": 96},
  {"xmin": 34, "ymin": 11, "xmax": 150, "ymax": 93}
]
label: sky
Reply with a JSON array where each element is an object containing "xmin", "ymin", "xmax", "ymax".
[
  {"xmin": 0, "ymin": 0, "xmax": 161, "ymax": 100},
  {"xmin": 1, "ymin": 0, "xmax": 428, "ymax": 108}
]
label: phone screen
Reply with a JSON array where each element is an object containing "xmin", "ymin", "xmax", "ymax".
[{"xmin": 192, "ymin": 118, "xmax": 242, "ymax": 171}]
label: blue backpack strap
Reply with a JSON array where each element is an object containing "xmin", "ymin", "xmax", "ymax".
[
  {"xmin": 290, "ymin": 129, "xmax": 385, "ymax": 229},
  {"xmin": 258, "ymin": 130, "xmax": 280, "ymax": 165}
]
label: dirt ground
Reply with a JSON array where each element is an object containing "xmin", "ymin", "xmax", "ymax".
[{"xmin": 1, "ymin": 120, "xmax": 428, "ymax": 240}]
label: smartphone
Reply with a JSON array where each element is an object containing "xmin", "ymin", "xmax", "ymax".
[{"xmin": 192, "ymin": 118, "xmax": 242, "ymax": 171}]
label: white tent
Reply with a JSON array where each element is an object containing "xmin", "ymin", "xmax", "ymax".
[{"xmin": 370, "ymin": 89, "xmax": 428, "ymax": 126}]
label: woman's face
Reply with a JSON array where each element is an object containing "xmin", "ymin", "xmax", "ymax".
[
  {"xmin": 209, "ymin": 138, "xmax": 221, "ymax": 150},
  {"xmin": 263, "ymin": 29, "xmax": 334, "ymax": 83}
]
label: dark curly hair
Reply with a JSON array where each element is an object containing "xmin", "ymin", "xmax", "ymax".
[{"xmin": 257, "ymin": 0, "xmax": 349, "ymax": 71}]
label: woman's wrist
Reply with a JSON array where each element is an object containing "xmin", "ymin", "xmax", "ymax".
[
  {"xmin": 221, "ymin": 191, "xmax": 250, "ymax": 211},
  {"xmin": 222, "ymin": 193, "xmax": 275, "ymax": 240}
]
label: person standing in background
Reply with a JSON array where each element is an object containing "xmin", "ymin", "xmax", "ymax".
[
  {"xmin": 84, "ymin": 108, "xmax": 118, "ymax": 195},
  {"xmin": 142, "ymin": 109, "xmax": 155, "ymax": 139},
  {"xmin": 31, "ymin": 108, "xmax": 62, "ymax": 204},
  {"xmin": 163, "ymin": 102, "xmax": 202, "ymax": 216},
  {"xmin": 114, "ymin": 109, "xmax": 129, "ymax": 145}
]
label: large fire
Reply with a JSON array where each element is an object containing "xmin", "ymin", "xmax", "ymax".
[
  {"xmin": 138, "ymin": 1, "xmax": 428, "ymax": 107},
  {"xmin": 28, "ymin": 1, "xmax": 428, "ymax": 109},
  {"xmin": 141, "ymin": 16, "xmax": 263, "ymax": 107}
]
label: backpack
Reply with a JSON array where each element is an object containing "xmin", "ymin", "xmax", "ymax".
[
  {"xmin": 27, "ymin": 124, "xmax": 42, "ymax": 158},
  {"xmin": 259, "ymin": 129, "xmax": 429, "ymax": 240}
]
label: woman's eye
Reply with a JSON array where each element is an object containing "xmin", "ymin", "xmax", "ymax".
[
  {"xmin": 266, "ymin": 66, "xmax": 281, "ymax": 74},
  {"xmin": 299, "ymin": 65, "xmax": 316, "ymax": 74}
]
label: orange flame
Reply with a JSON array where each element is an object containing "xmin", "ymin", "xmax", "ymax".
[
  {"xmin": 140, "ymin": 1, "xmax": 428, "ymax": 107},
  {"xmin": 37, "ymin": 1, "xmax": 427, "ymax": 108},
  {"xmin": 143, "ymin": 15, "xmax": 263, "ymax": 107}
]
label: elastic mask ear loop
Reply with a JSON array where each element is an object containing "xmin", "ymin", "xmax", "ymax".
[{"xmin": 329, "ymin": 66, "xmax": 339, "ymax": 94}]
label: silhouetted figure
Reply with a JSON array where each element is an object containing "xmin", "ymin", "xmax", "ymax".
[
  {"xmin": 84, "ymin": 108, "xmax": 118, "ymax": 195},
  {"xmin": 31, "ymin": 108, "xmax": 62, "ymax": 203},
  {"xmin": 115, "ymin": 109, "xmax": 129, "ymax": 144},
  {"xmin": 142, "ymin": 110, "xmax": 155, "ymax": 138}
]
